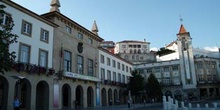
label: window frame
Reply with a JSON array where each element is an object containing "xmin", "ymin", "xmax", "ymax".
[
  {"xmin": 88, "ymin": 59, "xmax": 93, "ymax": 76},
  {"xmin": 40, "ymin": 28, "xmax": 49, "ymax": 43},
  {"xmin": 64, "ymin": 50, "xmax": 72, "ymax": 72},
  {"xmin": 38, "ymin": 49, "xmax": 48, "ymax": 67},
  {"xmin": 77, "ymin": 55, "xmax": 84, "ymax": 74},
  {"xmin": 21, "ymin": 20, "xmax": 32, "ymax": 37},
  {"xmin": 19, "ymin": 43, "xmax": 31, "ymax": 63}
]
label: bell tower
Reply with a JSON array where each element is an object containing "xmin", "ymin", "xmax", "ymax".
[{"xmin": 177, "ymin": 24, "xmax": 197, "ymax": 89}]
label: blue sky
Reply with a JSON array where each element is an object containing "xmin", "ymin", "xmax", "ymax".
[{"xmin": 12, "ymin": 0, "xmax": 220, "ymax": 51}]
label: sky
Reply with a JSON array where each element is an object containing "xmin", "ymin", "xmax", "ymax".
[{"xmin": 12, "ymin": 0, "xmax": 220, "ymax": 51}]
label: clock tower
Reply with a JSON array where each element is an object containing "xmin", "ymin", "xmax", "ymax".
[{"xmin": 177, "ymin": 24, "xmax": 197, "ymax": 91}]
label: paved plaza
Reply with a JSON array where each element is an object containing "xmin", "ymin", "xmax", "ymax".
[{"xmin": 63, "ymin": 103, "xmax": 163, "ymax": 110}]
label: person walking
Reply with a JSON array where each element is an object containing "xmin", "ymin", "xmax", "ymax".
[{"xmin": 13, "ymin": 97, "xmax": 21, "ymax": 110}]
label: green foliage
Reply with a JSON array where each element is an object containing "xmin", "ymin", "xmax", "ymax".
[
  {"xmin": 156, "ymin": 47, "xmax": 175, "ymax": 57},
  {"xmin": 145, "ymin": 73, "xmax": 162, "ymax": 99},
  {"xmin": 0, "ymin": 4, "xmax": 18, "ymax": 74},
  {"xmin": 128, "ymin": 70, "xmax": 145, "ymax": 95}
]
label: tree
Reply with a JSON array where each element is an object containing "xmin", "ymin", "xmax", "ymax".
[
  {"xmin": 0, "ymin": 4, "xmax": 18, "ymax": 74},
  {"xmin": 128, "ymin": 70, "xmax": 145, "ymax": 96},
  {"xmin": 145, "ymin": 73, "xmax": 162, "ymax": 101},
  {"xmin": 156, "ymin": 47, "xmax": 175, "ymax": 57}
]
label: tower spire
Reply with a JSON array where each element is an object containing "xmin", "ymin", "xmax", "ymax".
[
  {"xmin": 91, "ymin": 20, "xmax": 99, "ymax": 35},
  {"xmin": 50, "ymin": 0, "xmax": 61, "ymax": 12}
]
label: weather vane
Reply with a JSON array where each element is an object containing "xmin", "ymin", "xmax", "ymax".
[{"xmin": 179, "ymin": 15, "xmax": 183, "ymax": 24}]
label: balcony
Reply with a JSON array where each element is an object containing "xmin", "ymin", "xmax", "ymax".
[{"xmin": 63, "ymin": 71, "xmax": 101, "ymax": 82}]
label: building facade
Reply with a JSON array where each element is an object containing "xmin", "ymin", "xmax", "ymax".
[
  {"xmin": 135, "ymin": 24, "xmax": 220, "ymax": 101},
  {"xmin": 115, "ymin": 40, "xmax": 156, "ymax": 64},
  {"xmin": 98, "ymin": 47, "xmax": 133, "ymax": 106},
  {"xmin": 0, "ymin": 0, "xmax": 57, "ymax": 110}
]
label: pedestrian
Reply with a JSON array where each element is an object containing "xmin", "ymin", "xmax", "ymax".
[
  {"xmin": 13, "ymin": 97, "xmax": 21, "ymax": 110},
  {"xmin": 143, "ymin": 99, "xmax": 146, "ymax": 107},
  {"xmin": 127, "ymin": 99, "xmax": 131, "ymax": 108}
]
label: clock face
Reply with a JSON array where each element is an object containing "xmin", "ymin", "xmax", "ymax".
[{"xmin": 77, "ymin": 42, "xmax": 83, "ymax": 53}]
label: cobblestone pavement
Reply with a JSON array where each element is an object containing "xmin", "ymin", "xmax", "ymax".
[{"xmin": 61, "ymin": 103, "xmax": 163, "ymax": 110}]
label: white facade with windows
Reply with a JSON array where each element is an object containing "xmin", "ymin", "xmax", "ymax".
[{"xmin": 99, "ymin": 47, "xmax": 133, "ymax": 84}]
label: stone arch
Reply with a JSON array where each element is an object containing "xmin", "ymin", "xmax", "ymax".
[
  {"xmin": 87, "ymin": 86, "xmax": 94, "ymax": 107},
  {"xmin": 0, "ymin": 75, "xmax": 8, "ymax": 110},
  {"xmin": 174, "ymin": 90, "xmax": 182, "ymax": 101},
  {"xmin": 165, "ymin": 91, "xmax": 172, "ymax": 100},
  {"xmin": 108, "ymin": 89, "xmax": 112, "ymax": 105},
  {"xmin": 75, "ymin": 85, "xmax": 83, "ymax": 108},
  {"xmin": 36, "ymin": 81, "xmax": 49, "ymax": 110},
  {"xmin": 101, "ymin": 88, "xmax": 107, "ymax": 106},
  {"xmin": 114, "ymin": 89, "xmax": 118, "ymax": 105},
  {"xmin": 62, "ymin": 84, "xmax": 71, "ymax": 109}
]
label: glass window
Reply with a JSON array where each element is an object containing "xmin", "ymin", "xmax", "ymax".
[
  {"xmin": 21, "ymin": 20, "xmax": 32, "ymax": 36},
  {"xmin": 122, "ymin": 75, "xmax": 125, "ymax": 83},
  {"xmin": 88, "ymin": 38, "xmax": 93, "ymax": 44},
  {"xmin": 122, "ymin": 64, "xmax": 125, "ymax": 71},
  {"xmin": 118, "ymin": 73, "xmax": 121, "ymax": 82},
  {"xmin": 88, "ymin": 59, "xmax": 93, "ymax": 76},
  {"xmin": 66, "ymin": 26, "xmax": 71, "ymax": 34},
  {"xmin": 172, "ymin": 66, "xmax": 178, "ymax": 71},
  {"xmin": 113, "ymin": 72, "xmax": 116, "ymax": 81},
  {"xmin": 164, "ymin": 67, "xmax": 170, "ymax": 72},
  {"xmin": 107, "ymin": 57, "xmax": 110, "ymax": 66},
  {"xmin": 126, "ymin": 66, "xmax": 128, "ymax": 72},
  {"xmin": 100, "ymin": 55, "xmax": 104, "ymax": 64},
  {"xmin": 0, "ymin": 12, "xmax": 10, "ymax": 25},
  {"xmin": 39, "ymin": 49, "xmax": 48, "ymax": 67},
  {"xmin": 112, "ymin": 60, "xmax": 116, "ymax": 68},
  {"xmin": 19, "ymin": 44, "xmax": 30, "ymax": 63},
  {"xmin": 117, "ymin": 62, "xmax": 120, "ymax": 69},
  {"xmin": 107, "ymin": 70, "xmax": 111, "ymax": 80},
  {"xmin": 78, "ymin": 33, "xmax": 83, "ymax": 39},
  {"xmin": 101, "ymin": 68, "xmax": 105, "ymax": 82},
  {"xmin": 64, "ymin": 51, "xmax": 71, "ymax": 72},
  {"xmin": 77, "ymin": 55, "xmax": 83, "ymax": 74},
  {"xmin": 40, "ymin": 28, "xmax": 49, "ymax": 43}
]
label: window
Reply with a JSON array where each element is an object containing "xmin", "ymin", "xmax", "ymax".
[
  {"xmin": 118, "ymin": 73, "xmax": 121, "ymax": 82},
  {"xmin": 19, "ymin": 44, "xmax": 30, "ymax": 63},
  {"xmin": 66, "ymin": 26, "xmax": 71, "ymax": 34},
  {"xmin": 117, "ymin": 62, "xmax": 120, "ymax": 69},
  {"xmin": 77, "ymin": 55, "xmax": 83, "ymax": 74},
  {"xmin": 107, "ymin": 57, "xmax": 110, "ymax": 66},
  {"xmin": 124, "ymin": 55, "xmax": 128, "ymax": 60},
  {"xmin": 126, "ymin": 66, "xmax": 128, "ymax": 72},
  {"xmin": 64, "ymin": 51, "xmax": 71, "ymax": 72},
  {"xmin": 40, "ymin": 28, "xmax": 49, "ymax": 43},
  {"xmin": 113, "ymin": 72, "xmax": 116, "ymax": 81},
  {"xmin": 147, "ymin": 69, "xmax": 152, "ymax": 73},
  {"xmin": 88, "ymin": 59, "xmax": 93, "ymax": 76},
  {"xmin": 164, "ymin": 67, "xmax": 169, "ymax": 72},
  {"xmin": 172, "ymin": 66, "xmax": 178, "ymax": 71},
  {"xmin": 21, "ymin": 20, "xmax": 32, "ymax": 36},
  {"xmin": 100, "ymin": 55, "xmax": 104, "ymax": 64},
  {"xmin": 122, "ymin": 64, "xmax": 125, "ymax": 71},
  {"xmin": 122, "ymin": 45, "xmax": 126, "ymax": 48},
  {"xmin": 78, "ymin": 33, "xmax": 83, "ymax": 39},
  {"xmin": 88, "ymin": 38, "xmax": 93, "ymax": 44},
  {"xmin": 101, "ymin": 68, "xmax": 105, "ymax": 82},
  {"xmin": 0, "ymin": 13, "xmax": 11, "ymax": 25},
  {"xmin": 154, "ymin": 68, "xmax": 160, "ymax": 73},
  {"xmin": 107, "ymin": 70, "xmax": 111, "ymax": 80},
  {"xmin": 122, "ymin": 75, "xmax": 125, "ymax": 83},
  {"xmin": 39, "ymin": 49, "xmax": 48, "ymax": 67},
  {"xmin": 112, "ymin": 60, "xmax": 116, "ymax": 68}
]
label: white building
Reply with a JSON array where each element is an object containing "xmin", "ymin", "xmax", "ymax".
[
  {"xmin": 135, "ymin": 24, "xmax": 220, "ymax": 101},
  {"xmin": 0, "ymin": 0, "xmax": 57, "ymax": 110},
  {"xmin": 98, "ymin": 47, "xmax": 133, "ymax": 105},
  {"xmin": 115, "ymin": 40, "xmax": 156, "ymax": 64}
]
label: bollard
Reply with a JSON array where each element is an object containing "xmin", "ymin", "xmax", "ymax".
[
  {"xmin": 196, "ymin": 103, "xmax": 200, "ymax": 108},
  {"xmin": 163, "ymin": 96, "xmax": 167, "ymax": 110},
  {"xmin": 181, "ymin": 101, "xmax": 185, "ymax": 108},
  {"xmin": 213, "ymin": 102, "xmax": 217, "ymax": 109},
  {"xmin": 188, "ymin": 103, "xmax": 192, "ymax": 108},
  {"xmin": 175, "ymin": 100, "xmax": 178, "ymax": 108},
  {"xmin": 205, "ymin": 103, "xmax": 209, "ymax": 108}
]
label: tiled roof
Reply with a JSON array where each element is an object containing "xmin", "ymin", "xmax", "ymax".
[{"xmin": 179, "ymin": 24, "xmax": 187, "ymax": 34}]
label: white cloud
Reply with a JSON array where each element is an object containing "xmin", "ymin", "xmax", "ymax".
[
  {"xmin": 150, "ymin": 47, "xmax": 159, "ymax": 51},
  {"xmin": 204, "ymin": 46, "xmax": 219, "ymax": 52}
]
